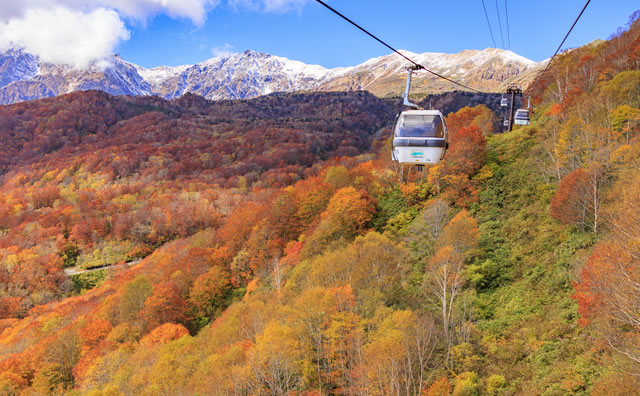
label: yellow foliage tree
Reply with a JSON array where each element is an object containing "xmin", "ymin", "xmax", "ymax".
[{"xmin": 247, "ymin": 321, "xmax": 304, "ymax": 395}]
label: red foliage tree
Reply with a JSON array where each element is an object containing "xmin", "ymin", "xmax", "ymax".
[
  {"xmin": 31, "ymin": 186, "xmax": 60, "ymax": 209},
  {"xmin": 139, "ymin": 281, "xmax": 187, "ymax": 332},
  {"xmin": 550, "ymin": 166, "xmax": 603, "ymax": 232},
  {"xmin": 444, "ymin": 125, "xmax": 487, "ymax": 176}
]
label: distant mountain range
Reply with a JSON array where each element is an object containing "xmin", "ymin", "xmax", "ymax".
[{"xmin": 0, "ymin": 47, "xmax": 546, "ymax": 105}]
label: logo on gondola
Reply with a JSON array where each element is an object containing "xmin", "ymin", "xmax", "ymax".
[{"xmin": 410, "ymin": 151, "xmax": 424, "ymax": 158}]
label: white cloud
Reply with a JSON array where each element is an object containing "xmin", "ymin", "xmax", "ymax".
[
  {"xmin": 0, "ymin": 0, "xmax": 309, "ymax": 69},
  {"xmin": 212, "ymin": 43, "xmax": 236, "ymax": 58},
  {"xmin": 0, "ymin": 7, "xmax": 129, "ymax": 69},
  {"xmin": 227, "ymin": 0, "xmax": 259, "ymax": 12},
  {"xmin": 0, "ymin": 1, "xmax": 218, "ymax": 26},
  {"xmin": 95, "ymin": 0, "xmax": 218, "ymax": 26},
  {"xmin": 227, "ymin": 0, "xmax": 310, "ymax": 13},
  {"xmin": 262, "ymin": 0, "xmax": 310, "ymax": 13},
  {"xmin": 0, "ymin": 1, "xmax": 216, "ymax": 68}
]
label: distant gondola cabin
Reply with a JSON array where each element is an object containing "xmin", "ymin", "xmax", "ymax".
[{"xmin": 514, "ymin": 109, "xmax": 530, "ymax": 125}]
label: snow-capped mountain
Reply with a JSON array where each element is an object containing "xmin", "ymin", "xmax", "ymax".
[
  {"xmin": 0, "ymin": 49, "xmax": 40, "ymax": 87},
  {"xmin": 0, "ymin": 48, "xmax": 546, "ymax": 105},
  {"xmin": 0, "ymin": 51, "xmax": 152, "ymax": 105},
  {"xmin": 315, "ymin": 48, "xmax": 544, "ymax": 97},
  {"xmin": 134, "ymin": 50, "xmax": 348, "ymax": 101}
]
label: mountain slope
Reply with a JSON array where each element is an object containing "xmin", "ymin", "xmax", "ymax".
[
  {"xmin": 0, "ymin": 47, "xmax": 544, "ymax": 105},
  {"xmin": 0, "ymin": 12, "xmax": 639, "ymax": 393},
  {"xmin": 0, "ymin": 90, "xmax": 393, "ymax": 179}
]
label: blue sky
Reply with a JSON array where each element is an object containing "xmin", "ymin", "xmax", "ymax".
[
  {"xmin": 118, "ymin": 1, "xmax": 640, "ymax": 68},
  {"xmin": 1, "ymin": 1, "xmax": 637, "ymax": 69}
]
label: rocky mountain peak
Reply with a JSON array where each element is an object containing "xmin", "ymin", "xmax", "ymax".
[{"xmin": 0, "ymin": 47, "xmax": 546, "ymax": 105}]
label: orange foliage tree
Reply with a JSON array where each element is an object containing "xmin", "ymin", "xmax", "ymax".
[
  {"xmin": 445, "ymin": 105, "xmax": 495, "ymax": 138},
  {"xmin": 302, "ymin": 186, "xmax": 375, "ymax": 258},
  {"xmin": 423, "ymin": 376, "xmax": 452, "ymax": 396},
  {"xmin": 572, "ymin": 242, "xmax": 640, "ymax": 367},
  {"xmin": 441, "ymin": 210, "xmax": 479, "ymax": 254},
  {"xmin": 78, "ymin": 319, "xmax": 112, "ymax": 351},
  {"xmin": 139, "ymin": 322, "xmax": 189, "ymax": 347}
]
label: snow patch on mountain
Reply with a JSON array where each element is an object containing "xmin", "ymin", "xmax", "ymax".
[
  {"xmin": 136, "ymin": 64, "xmax": 193, "ymax": 85},
  {"xmin": 0, "ymin": 47, "xmax": 545, "ymax": 105},
  {"xmin": 0, "ymin": 48, "xmax": 40, "ymax": 87}
]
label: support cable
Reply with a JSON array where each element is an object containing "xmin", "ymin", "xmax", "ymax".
[
  {"xmin": 504, "ymin": 0, "xmax": 511, "ymax": 49},
  {"xmin": 528, "ymin": 0, "xmax": 592, "ymax": 92},
  {"xmin": 495, "ymin": 0, "xmax": 506, "ymax": 49},
  {"xmin": 314, "ymin": 0, "xmax": 481, "ymax": 93},
  {"xmin": 481, "ymin": 0, "xmax": 497, "ymax": 48}
]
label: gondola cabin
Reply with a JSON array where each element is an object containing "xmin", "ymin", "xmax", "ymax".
[
  {"xmin": 500, "ymin": 97, "xmax": 508, "ymax": 107},
  {"xmin": 392, "ymin": 109, "xmax": 448, "ymax": 165},
  {"xmin": 514, "ymin": 109, "xmax": 530, "ymax": 125}
]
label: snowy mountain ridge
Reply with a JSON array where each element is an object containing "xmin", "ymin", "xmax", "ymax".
[{"xmin": 0, "ymin": 47, "xmax": 546, "ymax": 105}]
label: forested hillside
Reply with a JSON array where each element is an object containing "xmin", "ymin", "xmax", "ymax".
[
  {"xmin": 0, "ymin": 89, "xmax": 397, "ymax": 320},
  {"xmin": 0, "ymin": 11, "xmax": 639, "ymax": 396}
]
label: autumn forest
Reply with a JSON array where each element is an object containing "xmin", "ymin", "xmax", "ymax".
[{"xmin": 0, "ymin": 11, "xmax": 639, "ymax": 396}]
